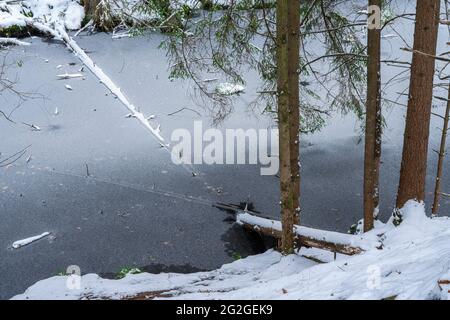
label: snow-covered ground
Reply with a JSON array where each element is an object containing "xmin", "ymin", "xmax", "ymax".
[
  {"xmin": 12, "ymin": 201, "xmax": 450, "ymax": 300},
  {"xmin": 0, "ymin": 1, "xmax": 85, "ymax": 31},
  {"xmin": 0, "ymin": 0, "xmax": 236, "ymax": 34}
]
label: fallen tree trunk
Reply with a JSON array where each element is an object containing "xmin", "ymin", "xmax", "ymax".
[
  {"xmin": 236, "ymin": 212, "xmax": 381, "ymax": 255},
  {"xmin": 2, "ymin": 4, "xmax": 166, "ymax": 144}
]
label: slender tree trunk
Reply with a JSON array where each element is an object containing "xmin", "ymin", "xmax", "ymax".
[
  {"xmin": 276, "ymin": 0, "xmax": 295, "ymax": 254},
  {"xmin": 363, "ymin": 0, "xmax": 382, "ymax": 232},
  {"xmin": 83, "ymin": 0, "xmax": 99, "ymax": 16},
  {"xmin": 396, "ymin": 0, "xmax": 440, "ymax": 212},
  {"xmin": 432, "ymin": 90, "xmax": 450, "ymax": 215},
  {"xmin": 288, "ymin": 0, "xmax": 301, "ymax": 225},
  {"xmin": 83, "ymin": 0, "xmax": 114, "ymax": 31},
  {"xmin": 432, "ymin": 0, "xmax": 450, "ymax": 216}
]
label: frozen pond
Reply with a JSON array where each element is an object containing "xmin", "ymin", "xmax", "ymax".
[{"xmin": 1, "ymin": 11, "xmax": 450, "ymax": 298}]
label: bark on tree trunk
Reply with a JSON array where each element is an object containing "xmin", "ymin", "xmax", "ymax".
[
  {"xmin": 83, "ymin": 0, "xmax": 114, "ymax": 31},
  {"xmin": 363, "ymin": 0, "xmax": 382, "ymax": 232},
  {"xmin": 288, "ymin": 0, "xmax": 301, "ymax": 225},
  {"xmin": 432, "ymin": 90, "xmax": 450, "ymax": 215},
  {"xmin": 396, "ymin": 0, "xmax": 440, "ymax": 211},
  {"xmin": 83, "ymin": 0, "xmax": 99, "ymax": 17},
  {"xmin": 276, "ymin": 0, "xmax": 295, "ymax": 254},
  {"xmin": 432, "ymin": 0, "xmax": 450, "ymax": 216}
]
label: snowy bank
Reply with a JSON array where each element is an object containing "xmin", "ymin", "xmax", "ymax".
[
  {"xmin": 0, "ymin": 1, "xmax": 85, "ymax": 31},
  {"xmin": 0, "ymin": 37, "xmax": 30, "ymax": 46},
  {"xmin": 0, "ymin": 1, "xmax": 266, "ymax": 35},
  {"xmin": 0, "ymin": 0, "xmax": 180, "ymax": 34},
  {"xmin": 12, "ymin": 201, "xmax": 450, "ymax": 300}
]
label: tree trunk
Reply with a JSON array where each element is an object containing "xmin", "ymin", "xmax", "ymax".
[
  {"xmin": 83, "ymin": 0, "xmax": 114, "ymax": 31},
  {"xmin": 363, "ymin": 0, "xmax": 382, "ymax": 232},
  {"xmin": 432, "ymin": 90, "xmax": 450, "ymax": 215},
  {"xmin": 83, "ymin": 0, "xmax": 99, "ymax": 17},
  {"xmin": 276, "ymin": 0, "xmax": 295, "ymax": 254},
  {"xmin": 432, "ymin": 0, "xmax": 450, "ymax": 216},
  {"xmin": 395, "ymin": 0, "xmax": 440, "ymax": 212},
  {"xmin": 288, "ymin": 0, "xmax": 301, "ymax": 225}
]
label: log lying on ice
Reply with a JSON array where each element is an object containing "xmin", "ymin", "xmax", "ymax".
[
  {"xmin": 1, "ymin": 4, "xmax": 165, "ymax": 145},
  {"xmin": 236, "ymin": 212, "xmax": 381, "ymax": 255}
]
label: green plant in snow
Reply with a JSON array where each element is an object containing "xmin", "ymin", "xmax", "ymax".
[
  {"xmin": 232, "ymin": 252, "xmax": 242, "ymax": 260},
  {"xmin": 116, "ymin": 267, "xmax": 142, "ymax": 279}
]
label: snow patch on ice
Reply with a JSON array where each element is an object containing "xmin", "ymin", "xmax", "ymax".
[{"xmin": 12, "ymin": 232, "xmax": 50, "ymax": 249}]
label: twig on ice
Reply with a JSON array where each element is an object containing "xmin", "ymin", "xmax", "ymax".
[
  {"xmin": 167, "ymin": 107, "xmax": 201, "ymax": 116},
  {"xmin": 85, "ymin": 163, "xmax": 90, "ymax": 177},
  {"xmin": 0, "ymin": 144, "xmax": 31, "ymax": 167},
  {"xmin": 22, "ymin": 122, "xmax": 41, "ymax": 131},
  {"xmin": 0, "ymin": 110, "xmax": 15, "ymax": 123},
  {"xmin": 74, "ymin": 19, "xmax": 93, "ymax": 37}
]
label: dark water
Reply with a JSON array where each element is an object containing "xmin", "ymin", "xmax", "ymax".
[{"xmin": 1, "ymin": 2, "xmax": 450, "ymax": 299}]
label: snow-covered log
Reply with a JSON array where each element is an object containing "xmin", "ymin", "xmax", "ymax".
[
  {"xmin": 0, "ymin": 37, "xmax": 30, "ymax": 46},
  {"xmin": 236, "ymin": 212, "xmax": 381, "ymax": 255},
  {"xmin": 55, "ymin": 24, "xmax": 165, "ymax": 143},
  {"xmin": 1, "ymin": 11, "xmax": 165, "ymax": 144},
  {"xmin": 1, "ymin": 2, "xmax": 165, "ymax": 145}
]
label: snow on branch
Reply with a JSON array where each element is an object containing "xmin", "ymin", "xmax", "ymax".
[{"xmin": 0, "ymin": 37, "xmax": 30, "ymax": 46}]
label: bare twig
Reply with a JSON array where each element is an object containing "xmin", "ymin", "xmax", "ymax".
[
  {"xmin": 167, "ymin": 107, "xmax": 201, "ymax": 116},
  {"xmin": 401, "ymin": 47, "xmax": 450, "ymax": 63},
  {"xmin": 0, "ymin": 144, "xmax": 31, "ymax": 167},
  {"xmin": 0, "ymin": 110, "xmax": 15, "ymax": 123}
]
